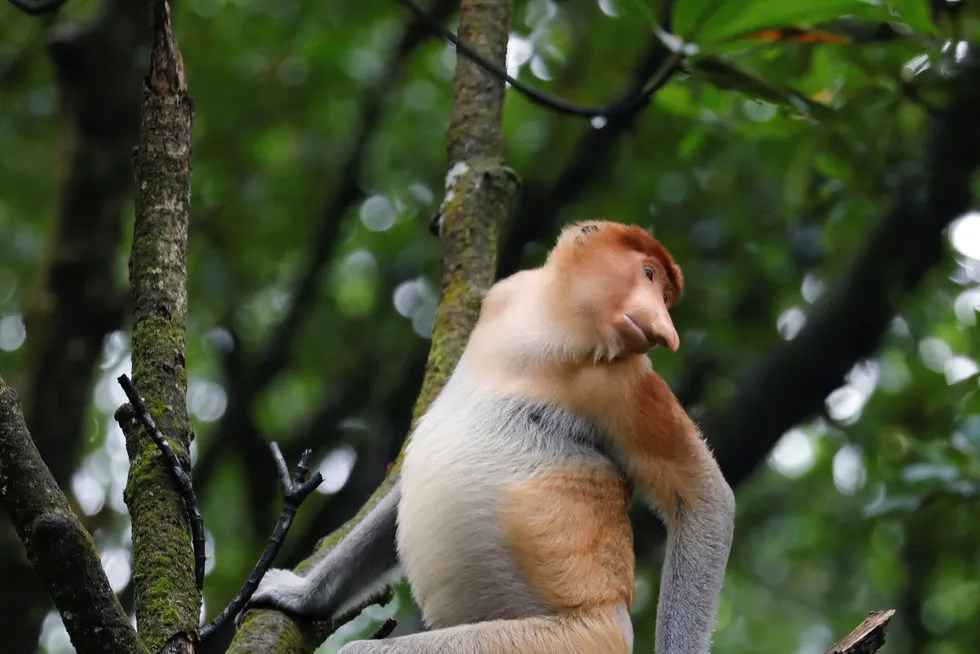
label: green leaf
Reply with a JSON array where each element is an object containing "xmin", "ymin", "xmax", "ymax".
[
  {"xmin": 674, "ymin": 0, "xmax": 891, "ymax": 44},
  {"xmin": 690, "ymin": 58, "xmax": 838, "ymax": 122},
  {"xmin": 679, "ymin": 129, "xmax": 708, "ymax": 159}
]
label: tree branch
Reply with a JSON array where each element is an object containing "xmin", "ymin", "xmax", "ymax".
[
  {"xmin": 825, "ymin": 610, "xmax": 896, "ymax": 654},
  {"xmin": 200, "ymin": 444, "xmax": 323, "ymax": 640},
  {"xmin": 117, "ymin": 374, "xmax": 205, "ymax": 590},
  {"xmin": 416, "ymin": 0, "xmax": 519, "ymax": 416},
  {"xmin": 394, "ymin": 0, "xmax": 675, "ymax": 119},
  {"xmin": 6, "ymin": 0, "xmax": 70, "ymax": 16},
  {"xmin": 0, "ymin": 377, "xmax": 147, "ymax": 654},
  {"xmin": 369, "ymin": 617, "xmax": 399, "ymax": 640},
  {"xmin": 119, "ymin": 1, "xmax": 199, "ymax": 650}
]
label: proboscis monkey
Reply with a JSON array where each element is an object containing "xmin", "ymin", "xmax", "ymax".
[{"xmin": 245, "ymin": 220, "xmax": 736, "ymax": 653}]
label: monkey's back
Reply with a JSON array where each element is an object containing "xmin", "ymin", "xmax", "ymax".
[{"xmin": 397, "ymin": 369, "xmax": 636, "ymax": 633}]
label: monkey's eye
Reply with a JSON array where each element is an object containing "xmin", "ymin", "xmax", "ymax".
[{"xmin": 644, "ymin": 267, "xmax": 654, "ymax": 281}]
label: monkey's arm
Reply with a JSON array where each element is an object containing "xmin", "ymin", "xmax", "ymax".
[
  {"xmin": 652, "ymin": 454, "xmax": 733, "ymax": 654},
  {"xmin": 246, "ymin": 480, "xmax": 402, "ymax": 621},
  {"xmin": 626, "ymin": 374, "xmax": 736, "ymax": 654}
]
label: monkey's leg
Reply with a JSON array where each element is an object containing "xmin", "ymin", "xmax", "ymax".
[{"xmin": 339, "ymin": 605, "xmax": 632, "ymax": 654}]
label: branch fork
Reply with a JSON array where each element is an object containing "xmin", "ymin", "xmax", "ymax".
[{"xmin": 116, "ymin": 373, "xmax": 325, "ymax": 641}]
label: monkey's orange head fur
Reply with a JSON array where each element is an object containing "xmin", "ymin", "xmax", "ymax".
[{"xmin": 547, "ymin": 221, "xmax": 684, "ymax": 358}]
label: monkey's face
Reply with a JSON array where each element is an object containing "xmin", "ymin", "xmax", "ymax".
[
  {"xmin": 551, "ymin": 221, "xmax": 683, "ymax": 360},
  {"xmin": 559, "ymin": 245, "xmax": 679, "ymax": 359},
  {"xmin": 600, "ymin": 248, "xmax": 680, "ymax": 356}
]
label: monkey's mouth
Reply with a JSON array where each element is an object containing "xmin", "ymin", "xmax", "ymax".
[
  {"xmin": 625, "ymin": 314, "xmax": 657, "ymax": 349},
  {"xmin": 625, "ymin": 314, "xmax": 669, "ymax": 350}
]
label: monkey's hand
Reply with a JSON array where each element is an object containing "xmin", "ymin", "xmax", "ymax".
[
  {"xmin": 238, "ymin": 568, "xmax": 322, "ymax": 625},
  {"xmin": 237, "ymin": 484, "xmax": 402, "ymax": 630}
]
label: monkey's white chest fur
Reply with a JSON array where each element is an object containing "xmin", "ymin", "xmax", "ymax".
[{"xmin": 397, "ymin": 365, "xmax": 635, "ymax": 639}]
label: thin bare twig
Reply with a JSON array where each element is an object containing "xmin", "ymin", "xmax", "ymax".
[
  {"xmin": 200, "ymin": 443, "xmax": 323, "ymax": 639},
  {"xmin": 395, "ymin": 0, "xmax": 663, "ymax": 118},
  {"xmin": 117, "ymin": 373, "xmax": 206, "ymax": 590},
  {"xmin": 396, "ymin": 0, "xmax": 731, "ymax": 120}
]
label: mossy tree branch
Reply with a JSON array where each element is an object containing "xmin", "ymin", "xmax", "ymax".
[
  {"xmin": 113, "ymin": 1, "xmax": 199, "ymax": 651},
  {"xmin": 0, "ymin": 376, "xmax": 147, "ymax": 654},
  {"xmin": 227, "ymin": 0, "xmax": 518, "ymax": 650}
]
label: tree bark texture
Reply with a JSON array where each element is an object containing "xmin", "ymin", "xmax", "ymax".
[
  {"xmin": 0, "ymin": 377, "xmax": 146, "ymax": 654},
  {"xmin": 227, "ymin": 0, "xmax": 517, "ymax": 650},
  {"xmin": 413, "ymin": 0, "xmax": 519, "ymax": 423},
  {"xmin": 825, "ymin": 609, "xmax": 895, "ymax": 654},
  {"xmin": 116, "ymin": 2, "xmax": 199, "ymax": 651}
]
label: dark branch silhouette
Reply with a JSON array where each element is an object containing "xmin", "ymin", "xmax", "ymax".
[
  {"xmin": 117, "ymin": 374, "xmax": 206, "ymax": 589},
  {"xmin": 371, "ymin": 617, "xmax": 399, "ymax": 640},
  {"xmin": 7, "ymin": 0, "xmax": 70, "ymax": 16},
  {"xmin": 394, "ymin": 0, "xmax": 679, "ymax": 119},
  {"xmin": 200, "ymin": 444, "xmax": 323, "ymax": 639},
  {"xmin": 825, "ymin": 610, "xmax": 895, "ymax": 654},
  {"xmin": 498, "ymin": 35, "xmax": 674, "ymax": 277}
]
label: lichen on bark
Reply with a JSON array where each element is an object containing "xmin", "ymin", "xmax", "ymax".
[
  {"xmin": 227, "ymin": 0, "xmax": 519, "ymax": 651},
  {"xmin": 116, "ymin": 1, "xmax": 200, "ymax": 651}
]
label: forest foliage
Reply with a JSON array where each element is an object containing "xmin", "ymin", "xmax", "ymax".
[{"xmin": 1, "ymin": 0, "xmax": 980, "ymax": 652}]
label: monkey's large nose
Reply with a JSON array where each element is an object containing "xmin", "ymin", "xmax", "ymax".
[
  {"xmin": 654, "ymin": 331, "xmax": 679, "ymax": 352},
  {"xmin": 649, "ymin": 308, "xmax": 679, "ymax": 352}
]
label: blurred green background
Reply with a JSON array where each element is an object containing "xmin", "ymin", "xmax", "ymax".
[{"xmin": 1, "ymin": 0, "xmax": 979, "ymax": 652}]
